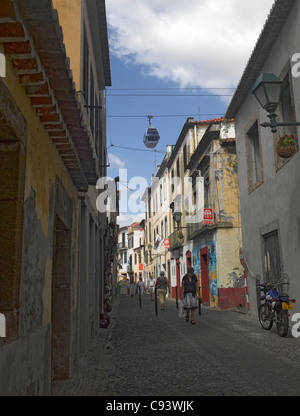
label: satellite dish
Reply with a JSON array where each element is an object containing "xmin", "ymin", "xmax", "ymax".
[{"xmin": 143, "ymin": 116, "xmax": 160, "ymax": 149}]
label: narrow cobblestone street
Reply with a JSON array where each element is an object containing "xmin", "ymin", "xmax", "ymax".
[{"xmin": 52, "ymin": 294, "xmax": 300, "ymax": 397}]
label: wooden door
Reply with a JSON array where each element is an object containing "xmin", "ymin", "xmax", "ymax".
[{"xmin": 200, "ymin": 248, "xmax": 209, "ymax": 304}]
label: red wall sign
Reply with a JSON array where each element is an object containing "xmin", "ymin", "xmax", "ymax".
[
  {"xmin": 203, "ymin": 209, "xmax": 214, "ymax": 225},
  {"xmin": 164, "ymin": 239, "xmax": 170, "ymax": 249}
]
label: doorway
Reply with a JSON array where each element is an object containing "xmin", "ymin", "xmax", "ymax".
[
  {"xmin": 200, "ymin": 248, "xmax": 209, "ymax": 304},
  {"xmin": 186, "ymin": 250, "xmax": 192, "ymax": 271},
  {"xmin": 51, "ymin": 216, "xmax": 71, "ymax": 381}
]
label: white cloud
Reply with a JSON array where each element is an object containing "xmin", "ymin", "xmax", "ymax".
[
  {"xmin": 117, "ymin": 213, "xmax": 145, "ymax": 228},
  {"xmin": 106, "ymin": 0, "xmax": 274, "ymax": 89},
  {"xmin": 108, "ymin": 153, "xmax": 126, "ymax": 169}
]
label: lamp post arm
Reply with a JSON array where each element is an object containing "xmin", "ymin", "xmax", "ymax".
[
  {"xmin": 261, "ymin": 121, "xmax": 300, "ymax": 133},
  {"xmin": 276, "ymin": 122, "xmax": 300, "ymax": 127},
  {"xmin": 261, "ymin": 111, "xmax": 300, "ymax": 133}
]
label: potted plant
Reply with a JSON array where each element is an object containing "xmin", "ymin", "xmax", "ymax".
[
  {"xmin": 177, "ymin": 231, "xmax": 184, "ymax": 240},
  {"xmin": 277, "ymin": 134, "xmax": 297, "ymax": 159}
]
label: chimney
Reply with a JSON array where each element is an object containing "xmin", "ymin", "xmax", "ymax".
[{"xmin": 167, "ymin": 144, "xmax": 173, "ymax": 155}]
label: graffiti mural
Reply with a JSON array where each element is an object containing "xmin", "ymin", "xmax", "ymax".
[{"xmin": 192, "ymin": 240, "xmax": 218, "ymax": 307}]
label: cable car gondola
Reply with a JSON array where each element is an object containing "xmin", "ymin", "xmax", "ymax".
[{"xmin": 143, "ymin": 116, "xmax": 160, "ymax": 149}]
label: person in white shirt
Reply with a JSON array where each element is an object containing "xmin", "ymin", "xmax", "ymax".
[
  {"xmin": 136, "ymin": 277, "xmax": 146, "ymax": 296},
  {"xmin": 148, "ymin": 274, "xmax": 156, "ymax": 301}
]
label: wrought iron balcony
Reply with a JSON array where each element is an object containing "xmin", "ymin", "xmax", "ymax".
[
  {"xmin": 169, "ymin": 229, "xmax": 184, "ymax": 251},
  {"xmin": 118, "ymin": 242, "xmax": 128, "ymax": 250},
  {"xmin": 186, "ymin": 210, "xmax": 233, "ymax": 240}
]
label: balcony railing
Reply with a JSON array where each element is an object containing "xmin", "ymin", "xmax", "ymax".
[
  {"xmin": 169, "ymin": 230, "xmax": 184, "ymax": 251},
  {"xmin": 186, "ymin": 209, "xmax": 233, "ymax": 240},
  {"xmin": 118, "ymin": 242, "xmax": 128, "ymax": 250}
]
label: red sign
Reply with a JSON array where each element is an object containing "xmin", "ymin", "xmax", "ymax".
[
  {"xmin": 203, "ymin": 209, "xmax": 214, "ymax": 225},
  {"xmin": 164, "ymin": 239, "xmax": 170, "ymax": 249},
  {"xmin": 139, "ymin": 264, "xmax": 144, "ymax": 271}
]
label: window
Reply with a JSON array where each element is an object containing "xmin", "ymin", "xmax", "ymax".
[
  {"xmin": 82, "ymin": 25, "xmax": 89, "ymax": 100},
  {"xmin": 148, "ymin": 198, "xmax": 151, "ymax": 218},
  {"xmin": 246, "ymin": 121, "xmax": 263, "ymax": 190},
  {"xmin": 89, "ymin": 71, "xmax": 95, "ymax": 136},
  {"xmin": 176, "ymin": 158, "xmax": 180, "ymax": 180},
  {"xmin": 263, "ymin": 231, "xmax": 281, "ymax": 284},
  {"xmin": 204, "ymin": 177, "xmax": 210, "ymax": 208},
  {"xmin": 160, "ymin": 183, "xmax": 163, "ymax": 206},
  {"xmin": 128, "ymin": 236, "xmax": 133, "ymax": 249},
  {"xmin": 95, "ymin": 96, "xmax": 100, "ymax": 157},
  {"xmin": 183, "ymin": 145, "xmax": 187, "ymax": 171},
  {"xmin": 171, "ymin": 168, "xmax": 175, "ymax": 194},
  {"xmin": 82, "ymin": 21, "xmax": 103, "ymax": 157},
  {"xmin": 164, "ymin": 217, "xmax": 168, "ymax": 238},
  {"xmin": 279, "ymin": 74, "xmax": 298, "ymax": 140}
]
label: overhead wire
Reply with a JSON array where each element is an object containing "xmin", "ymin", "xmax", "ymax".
[
  {"xmin": 108, "ymin": 113, "xmax": 224, "ymax": 118},
  {"xmin": 105, "ymin": 85, "xmax": 229, "ymax": 159},
  {"xmin": 109, "ymin": 144, "xmax": 166, "ymax": 154},
  {"xmin": 106, "ymin": 86, "xmax": 235, "ymax": 97},
  {"xmin": 107, "ymin": 94, "xmax": 233, "ymax": 97},
  {"xmin": 108, "ymin": 87, "xmax": 236, "ymax": 90}
]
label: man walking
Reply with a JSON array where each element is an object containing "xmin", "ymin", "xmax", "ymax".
[{"xmin": 181, "ymin": 268, "xmax": 200, "ymax": 324}]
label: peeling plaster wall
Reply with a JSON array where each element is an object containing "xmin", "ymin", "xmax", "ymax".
[
  {"xmin": 233, "ymin": 1, "xmax": 300, "ymax": 316},
  {"xmin": 190, "ymin": 133, "xmax": 244, "ymax": 309},
  {"xmin": 216, "ymin": 229, "xmax": 244, "ymax": 290},
  {"xmin": 0, "ymin": 56, "xmax": 80, "ymax": 395}
]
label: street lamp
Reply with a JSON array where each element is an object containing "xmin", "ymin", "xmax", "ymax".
[
  {"xmin": 173, "ymin": 211, "xmax": 182, "ymax": 227},
  {"xmin": 252, "ymin": 72, "xmax": 300, "ymax": 133},
  {"xmin": 173, "ymin": 211, "xmax": 184, "ymax": 241}
]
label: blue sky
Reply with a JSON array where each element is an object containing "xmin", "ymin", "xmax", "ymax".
[{"xmin": 105, "ymin": 0, "xmax": 274, "ymax": 226}]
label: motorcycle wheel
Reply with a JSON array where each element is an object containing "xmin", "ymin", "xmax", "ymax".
[
  {"xmin": 258, "ymin": 304, "xmax": 273, "ymax": 330},
  {"xmin": 277, "ymin": 310, "xmax": 289, "ymax": 337}
]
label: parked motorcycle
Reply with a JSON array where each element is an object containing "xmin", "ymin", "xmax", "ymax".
[{"xmin": 258, "ymin": 280, "xmax": 296, "ymax": 337}]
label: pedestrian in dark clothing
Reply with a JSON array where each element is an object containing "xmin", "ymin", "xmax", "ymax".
[
  {"xmin": 181, "ymin": 267, "xmax": 200, "ymax": 324},
  {"xmin": 156, "ymin": 271, "xmax": 170, "ymax": 310}
]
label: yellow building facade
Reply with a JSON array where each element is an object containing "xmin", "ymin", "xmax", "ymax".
[
  {"xmin": 144, "ymin": 118, "xmax": 244, "ymax": 308},
  {"xmin": 0, "ymin": 0, "xmax": 111, "ymax": 395}
]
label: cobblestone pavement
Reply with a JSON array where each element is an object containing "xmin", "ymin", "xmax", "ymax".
[{"xmin": 52, "ymin": 295, "xmax": 300, "ymax": 396}]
